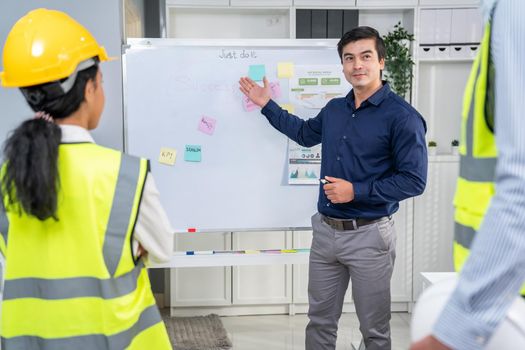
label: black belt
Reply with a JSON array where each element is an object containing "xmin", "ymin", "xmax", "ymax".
[{"xmin": 322, "ymin": 215, "xmax": 387, "ymax": 231}]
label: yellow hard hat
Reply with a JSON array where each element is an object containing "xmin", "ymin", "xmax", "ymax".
[{"xmin": 0, "ymin": 8, "xmax": 114, "ymax": 88}]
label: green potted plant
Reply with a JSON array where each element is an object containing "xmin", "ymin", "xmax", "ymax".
[
  {"xmin": 383, "ymin": 22, "xmax": 415, "ymax": 100},
  {"xmin": 428, "ymin": 140, "xmax": 437, "ymax": 156}
]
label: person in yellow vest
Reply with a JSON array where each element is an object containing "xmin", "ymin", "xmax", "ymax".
[
  {"xmin": 0, "ymin": 9, "xmax": 173, "ymax": 349},
  {"xmin": 411, "ymin": 0, "xmax": 525, "ymax": 348}
]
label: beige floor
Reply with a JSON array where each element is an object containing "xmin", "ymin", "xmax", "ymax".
[{"xmin": 220, "ymin": 312, "xmax": 411, "ymax": 350}]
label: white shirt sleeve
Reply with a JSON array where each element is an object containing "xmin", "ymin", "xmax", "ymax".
[{"xmin": 132, "ymin": 173, "xmax": 174, "ymax": 265}]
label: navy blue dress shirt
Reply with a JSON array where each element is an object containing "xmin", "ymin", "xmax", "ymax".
[{"xmin": 261, "ymin": 82, "xmax": 427, "ymax": 219}]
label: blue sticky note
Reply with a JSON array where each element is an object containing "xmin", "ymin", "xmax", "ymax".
[
  {"xmin": 184, "ymin": 145, "xmax": 202, "ymax": 162},
  {"xmin": 248, "ymin": 64, "xmax": 266, "ymax": 82}
]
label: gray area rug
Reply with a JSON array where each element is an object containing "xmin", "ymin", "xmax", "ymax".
[{"xmin": 162, "ymin": 313, "xmax": 233, "ymax": 350}]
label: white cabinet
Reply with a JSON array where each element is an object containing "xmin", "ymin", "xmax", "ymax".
[
  {"xmin": 168, "ymin": 0, "xmax": 293, "ymax": 6},
  {"xmin": 231, "ymin": 0, "xmax": 293, "ymax": 6},
  {"xmin": 294, "ymin": 0, "xmax": 356, "ymax": 7},
  {"xmin": 166, "ymin": 0, "xmax": 229, "ymax": 6},
  {"xmin": 413, "ymin": 158, "xmax": 459, "ymax": 300},
  {"xmin": 357, "ymin": 0, "xmax": 418, "ymax": 6},
  {"xmin": 419, "ymin": 0, "xmax": 479, "ymax": 5},
  {"xmin": 416, "ymin": 61, "xmax": 472, "ymax": 152},
  {"xmin": 167, "ymin": 7, "xmax": 290, "ymax": 38},
  {"xmin": 450, "ymin": 8, "xmax": 483, "ymax": 43},
  {"xmin": 171, "ymin": 233, "xmax": 232, "ymax": 307},
  {"xmin": 390, "ymin": 200, "xmax": 412, "ymax": 302},
  {"xmin": 232, "ymin": 231, "xmax": 292, "ymax": 304},
  {"xmin": 292, "ymin": 230, "xmax": 313, "ymax": 304}
]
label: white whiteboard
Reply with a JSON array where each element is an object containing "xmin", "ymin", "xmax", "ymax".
[{"xmin": 124, "ymin": 39, "xmax": 347, "ymax": 232}]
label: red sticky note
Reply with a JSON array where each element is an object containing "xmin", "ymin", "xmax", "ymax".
[{"xmin": 187, "ymin": 228, "xmax": 196, "ymax": 233}]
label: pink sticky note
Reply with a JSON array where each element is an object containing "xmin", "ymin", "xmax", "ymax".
[
  {"xmin": 198, "ymin": 116, "xmax": 217, "ymax": 135},
  {"xmin": 242, "ymin": 95, "xmax": 258, "ymax": 112},
  {"xmin": 270, "ymin": 81, "xmax": 281, "ymax": 99}
]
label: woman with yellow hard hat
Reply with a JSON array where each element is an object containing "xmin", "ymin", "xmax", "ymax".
[{"xmin": 0, "ymin": 8, "xmax": 173, "ymax": 349}]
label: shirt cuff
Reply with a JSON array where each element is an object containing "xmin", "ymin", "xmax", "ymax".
[
  {"xmin": 433, "ymin": 298, "xmax": 495, "ymax": 350},
  {"xmin": 260, "ymin": 99, "xmax": 279, "ymax": 116},
  {"xmin": 351, "ymin": 181, "xmax": 368, "ymax": 202}
]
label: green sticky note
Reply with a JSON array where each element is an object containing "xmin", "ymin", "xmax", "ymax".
[
  {"xmin": 184, "ymin": 145, "xmax": 202, "ymax": 162},
  {"xmin": 248, "ymin": 64, "xmax": 265, "ymax": 82}
]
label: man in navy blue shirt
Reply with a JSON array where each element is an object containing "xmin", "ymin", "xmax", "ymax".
[{"xmin": 240, "ymin": 26, "xmax": 427, "ymax": 350}]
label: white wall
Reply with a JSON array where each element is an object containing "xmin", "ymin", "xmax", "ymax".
[{"xmin": 0, "ymin": 0, "xmax": 124, "ymax": 150}]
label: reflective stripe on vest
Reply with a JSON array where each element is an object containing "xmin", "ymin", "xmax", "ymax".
[
  {"xmin": 1, "ymin": 304, "xmax": 161, "ymax": 350},
  {"xmin": 104, "ymin": 153, "xmax": 142, "ymax": 276},
  {"xmin": 3, "ymin": 260, "xmax": 144, "ymax": 300},
  {"xmin": 454, "ymin": 223, "xmax": 476, "ymax": 249}
]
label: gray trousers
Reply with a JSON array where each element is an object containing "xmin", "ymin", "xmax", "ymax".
[{"xmin": 305, "ymin": 213, "xmax": 396, "ymax": 350}]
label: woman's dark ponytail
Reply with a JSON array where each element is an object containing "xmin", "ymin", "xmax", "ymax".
[
  {"xmin": 1, "ymin": 63, "xmax": 98, "ymax": 221},
  {"xmin": 2, "ymin": 119, "xmax": 61, "ymax": 220}
]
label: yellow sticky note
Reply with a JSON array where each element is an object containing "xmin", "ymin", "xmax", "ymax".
[
  {"xmin": 281, "ymin": 103, "xmax": 295, "ymax": 114},
  {"xmin": 158, "ymin": 147, "xmax": 177, "ymax": 165},
  {"xmin": 278, "ymin": 62, "xmax": 294, "ymax": 78}
]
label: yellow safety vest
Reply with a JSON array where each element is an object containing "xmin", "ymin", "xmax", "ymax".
[
  {"xmin": 0, "ymin": 143, "xmax": 172, "ymax": 349},
  {"xmin": 453, "ymin": 20, "xmax": 525, "ymax": 294}
]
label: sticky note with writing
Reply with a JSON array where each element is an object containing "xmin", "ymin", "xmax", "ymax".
[
  {"xmin": 243, "ymin": 95, "xmax": 258, "ymax": 112},
  {"xmin": 184, "ymin": 145, "xmax": 202, "ymax": 162},
  {"xmin": 158, "ymin": 147, "xmax": 177, "ymax": 165},
  {"xmin": 270, "ymin": 81, "xmax": 281, "ymax": 99},
  {"xmin": 277, "ymin": 62, "xmax": 294, "ymax": 78},
  {"xmin": 248, "ymin": 64, "xmax": 265, "ymax": 81},
  {"xmin": 198, "ymin": 116, "xmax": 217, "ymax": 135}
]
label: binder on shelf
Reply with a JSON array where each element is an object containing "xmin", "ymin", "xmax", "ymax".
[
  {"xmin": 468, "ymin": 45, "xmax": 480, "ymax": 58},
  {"xmin": 419, "ymin": 9, "xmax": 436, "ymax": 45},
  {"xmin": 435, "ymin": 46, "xmax": 450, "ymax": 59},
  {"xmin": 449, "ymin": 46, "xmax": 466, "ymax": 59},
  {"xmin": 450, "ymin": 9, "xmax": 470, "ymax": 44},
  {"xmin": 467, "ymin": 8, "xmax": 483, "ymax": 44},
  {"xmin": 418, "ymin": 46, "xmax": 435, "ymax": 59},
  {"xmin": 434, "ymin": 9, "xmax": 452, "ymax": 45}
]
